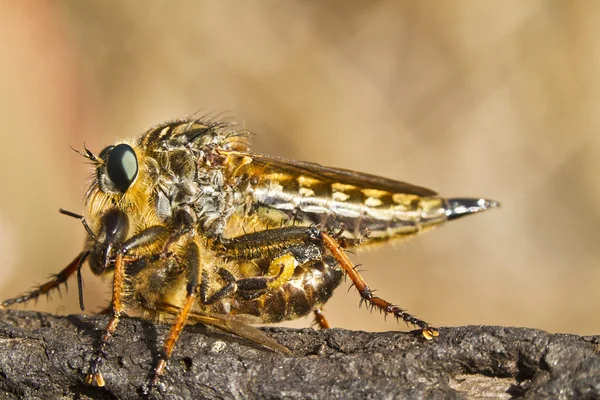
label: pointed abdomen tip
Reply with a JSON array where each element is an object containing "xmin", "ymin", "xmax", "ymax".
[{"xmin": 445, "ymin": 197, "xmax": 500, "ymax": 220}]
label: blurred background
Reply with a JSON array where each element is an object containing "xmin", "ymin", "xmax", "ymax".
[{"xmin": 0, "ymin": 1, "xmax": 598, "ymax": 335}]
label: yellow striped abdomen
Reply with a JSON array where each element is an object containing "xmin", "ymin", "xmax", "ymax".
[{"xmin": 249, "ymin": 173, "xmax": 449, "ymax": 244}]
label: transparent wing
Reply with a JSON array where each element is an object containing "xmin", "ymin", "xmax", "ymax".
[
  {"xmin": 158, "ymin": 302, "xmax": 290, "ymax": 355},
  {"xmin": 231, "ymin": 152, "xmax": 438, "ymax": 197}
]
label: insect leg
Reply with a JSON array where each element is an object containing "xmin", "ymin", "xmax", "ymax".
[
  {"xmin": 238, "ymin": 253, "xmax": 298, "ymax": 291},
  {"xmin": 312, "ymin": 308, "xmax": 330, "ymax": 329},
  {"xmin": 159, "ymin": 207, "xmax": 196, "ymax": 257},
  {"xmin": 86, "ymin": 252, "xmax": 125, "ymax": 387},
  {"xmin": 86, "ymin": 225, "xmax": 167, "ymax": 387},
  {"xmin": 121, "ymin": 225, "xmax": 168, "ymax": 253},
  {"xmin": 320, "ymin": 231, "xmax": 438, "ymax": 340},
  {"xmin": 151, "ymin": 241, "xmax": 200, "ymax": 387},
  {"xmin": 2, "ymin": 252, "xmax": 88, "ymax": 308},
  {"xmin": 201, "ymin": 226, "xmax": 321, "ymax": 302},
  {"xmin": 200, "ymin": 253, "xmax": 300, "ymax": 306},
  {"xmin": 216, "ymin": 225, "xmax": 321, "ymax": 260},
  {"xmin": 200, "ymin": 268, "xmax": 237, "ymax": 305}
]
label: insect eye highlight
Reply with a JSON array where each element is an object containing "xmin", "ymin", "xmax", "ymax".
[{"xmin": 106, "ymin": 144, "xmax": 138, "ymax": 192}]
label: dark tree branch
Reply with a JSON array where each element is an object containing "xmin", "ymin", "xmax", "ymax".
[{"xmin": 0, "ymin": 309, "xmax": 598, "ymax": 399}]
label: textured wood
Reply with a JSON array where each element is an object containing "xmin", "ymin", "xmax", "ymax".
[{"xmin": 0, "ymin": 309, "xmax": 598, "ymax": 399}]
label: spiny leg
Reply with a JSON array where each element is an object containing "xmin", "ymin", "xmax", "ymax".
[
  {"xmin": 216, "ymin": 225, "xmax": 321, "ymax": 260},
  {"xmin": 151, "ymin": 241, "xmax": 200, "ymax": 387},
  {"xmin": 86, "ymin": 252, "xmax": 125, "ymax": 387},
  {"xmin": 210, "ymin": 225, "xmax": 324, "ymax": 302},
  {"xmin": 2, "ymin": 252, "xmax": 88, "ymax": 308},
  {"xmin": 87, "ymin": 224, "xmax": 167, "ymax": 387},
  {"xmin": 152, "ymin": 227, "xmax": 321, "ymax": 386},
  {"xmin": 200, "ymin": 268, "xmax": 237, "ymax": 305},
  {"xmin": 202, "ymin": 225, "xmax": 326, "ymax": 305},
  {"xmin": 214, "ymin": 226, "xmax": 339, "ymax": 323},
  {"xmin": 321, "ymin": 231, "xmax": 438, "ymax": 340},
  {"xmin": 312, "ymin": 308, "xmax": 330, "ymax": 329}
]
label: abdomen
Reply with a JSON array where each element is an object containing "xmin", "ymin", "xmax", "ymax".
[
  {"xmin": 211, "ymin": 257, "xmax": 343, "ymax": 323},
  {"xmin": 249, "ymin": 175, "xmax": 449, "ymax": 245}
]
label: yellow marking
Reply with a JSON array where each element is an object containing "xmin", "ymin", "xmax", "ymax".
[
  {"xmin": 332, "ymin": 191, "xmax": 349, "ymax": 202},
  {"xmin": 364, "ymin": 197, "xmax": 383, "ymax": 207},
  {"xmin": 419, "ymin": 197, "xmax": 446, "ymax": 219},
  {"xmin": 299, "ymin": 187, "xmax": 315, "ymax": 197},
  {"xmin": 267, "ymin": 253, "xmax": 298, "ymax": 289},
  {"xmin": 362, "ymin": 188, "xmax": 389, "ymax": 199},
  {"xmin": 261, "ymin": 172, "xmax": 289, "ymax": 182},
  {"xmin": 159, "ymin": 126, "xmax": 170, "ymax": 139},
  {"xmin": 332, "ymin": 183, "xmax": 357, "ymax": 192},
  {"xmin": 298, "ymin": 176, "xmax": 320, "ymax": 186},
  {"xmin": 392, "ymin": 193, "xmax": 421, "ymax": 208},
  {"xmin": 237, "ymin": 259, "xmax": 262, "ymax": 279}
]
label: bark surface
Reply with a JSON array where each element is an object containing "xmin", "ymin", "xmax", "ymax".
[{"xmin": 0, "ymin": 309, "xmax": 598, "ymax": 399}]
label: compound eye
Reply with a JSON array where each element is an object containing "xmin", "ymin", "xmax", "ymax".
[{"xmin": 106, "ymin": 144, "xmax": 138, "ymax": 192}]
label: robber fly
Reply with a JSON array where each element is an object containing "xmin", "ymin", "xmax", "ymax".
[{"xmin": 2, "ymin": 117, "xmax": 499, "ymax": 388}]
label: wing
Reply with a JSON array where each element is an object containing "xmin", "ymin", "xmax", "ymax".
[
  {"xmin": 235, "ymin": 152, "xmax": 438, "ymax": 197},
  {"xmin": 158, "ymin": 302, "xmax": 290, "ymax": 355}
]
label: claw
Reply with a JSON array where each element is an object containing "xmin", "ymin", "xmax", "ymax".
[
  {"xmin": 86, "ymin": 372, "xmax": 106, "ymax": 387},
  {"xmin": 421, "ymin": 327, "xmax": 439, "ymax": 341}
]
